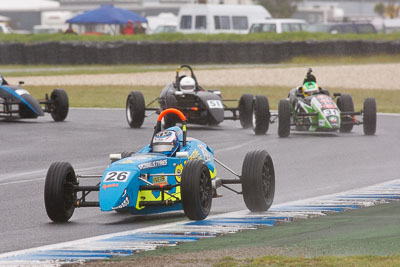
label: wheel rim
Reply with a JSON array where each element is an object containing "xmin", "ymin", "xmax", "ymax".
[
  {"xmin": 63, "ymin": 172, "xmax": 76, "ymax": 211},
  {"xmin": 126, "ymin": 97, "xmax": 133, "ymax": 122},
  {"xmin": 199, "ymin": 168, "xmax": 211, "ymax": 212},
  {"xmin": 261, "ymin": 161, "xmax": 272, "ymax": 201},
  {"xmin": 252, "ymin": 105, "xmax": 256, "ymax": 128}
]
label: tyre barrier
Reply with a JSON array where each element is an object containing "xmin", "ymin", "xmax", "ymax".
[{"xmin": 1, "ymin": 40, "xmax": 400, "ymax": 64}]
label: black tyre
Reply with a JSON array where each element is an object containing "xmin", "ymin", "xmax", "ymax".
[
  {"xmin": 241, "ymin": 150, "xmax": 275, "ymax": 212},
  {"xmin": 278, "ymin": 99, "xmax": 291, "ymax": 137},
  {"xmin": 181, "ymin": 160, "xmax": 212, "ymax": 220},
  {"xmin": 253, "ymin": 95, "xmax": 270, "ymax": 135},
  {"xmin": 126, "ymin": 91, "xmax": 145, "ymax": 128},
  {"xmin": 337, "ymin": 94, "xmax": 354, "ymax": 133},
  {"xmin": 44, "ymin": 162, "xmax": 77, "ymax": 222},
  {"xmin": 50, "ymin": 89, "xmax": 69, "ymax": 122},
  {"xmin": 239, "ymin": 94, "xmax": 254, "ymax": 128},
  {"xmin": 363, "ymin": 98, "xmax": 377, "ymax": 135}
]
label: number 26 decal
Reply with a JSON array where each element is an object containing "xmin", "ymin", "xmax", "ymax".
[{"xmin": 104, "ymin": 171, "xmax": 130, "ymax": 182}]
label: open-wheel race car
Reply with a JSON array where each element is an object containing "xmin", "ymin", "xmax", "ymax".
[
  {"xmin": 0, "ymin": 74, "xmax": 69, "ymax": 121},
  {"xmin": 126, "ymin": 65, "xmax": 270, "ymax": 135},
  {"xmin": 44, "ymin": 108, "xmax": 275, "ymax": 222},
  {"xmin": 276, "ymin": 68, "xmax": 376, "ymax": 137}
]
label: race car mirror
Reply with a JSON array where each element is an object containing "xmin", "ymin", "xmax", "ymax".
[
  {"xmin": 109, "ymin": 153, "xmax": 122, "ymax": 161},
  {"xmin": 175, "ymin": 91, "xmax": 183, "ymax": 96},
  {"xmin": 176, "ymin": 151, "xmax": 189, "ymax": 158}
]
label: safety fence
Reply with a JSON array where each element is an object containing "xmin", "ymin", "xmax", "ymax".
[{"xmin": 0, "ymin": 40, "xmax": 399, "ymax": 64}]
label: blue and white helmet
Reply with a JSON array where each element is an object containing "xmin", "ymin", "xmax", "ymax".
[{"xmin": 152, "ymin": 130, "xmax": 179, "ymax": 156}]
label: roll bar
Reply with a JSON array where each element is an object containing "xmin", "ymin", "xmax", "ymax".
[
  {"xmin": 151, "ymin": 108, "xmax": 187, "ymax": 148},
  {"xmin": 175, "ymin": 65, "xmax": 199, "ymax": 90}
]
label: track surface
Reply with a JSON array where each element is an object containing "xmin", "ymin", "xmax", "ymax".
[{"xmin": 0, "ymin": 109, "xmax": 399, "ymax": 254}]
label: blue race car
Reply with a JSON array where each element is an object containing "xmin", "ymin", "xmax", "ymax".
[
  {"xmin": 44, "ymin": 108, "xmax": 275, "ymax": 222},
  {"xmin": 0, "ymin": 74, "xmax": 69, "ymax": 121}
]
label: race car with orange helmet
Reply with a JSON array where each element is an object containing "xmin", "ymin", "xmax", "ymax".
[
  {"xmin": 276, "ymin": 68, "xmax": 377, "ymax": 137},
  {"xmin": 44, "ymin": 108, "xmax": 275, "ymax": 222},
  {"xmin": 126, "ymin": 65, "xmax": 270, "ymax": 135}
]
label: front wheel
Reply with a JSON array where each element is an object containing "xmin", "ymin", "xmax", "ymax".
[
  {"xmin": 278, "ymin": 100, "xmax": 291, "ymax": 137},
  {"xmin": 181, "ymin": 160, "xmax": 212, "ymax": 220},
  {"xmin": 50, "ymin": 89, "xmax": 69, "ymax": 122},
  {"xmin": 253, "ymin": 95, "xmax": 270, "ymax": 135},
  {"xmin": 363, "ymin": 98, "xmax": 376, "ymax": 135},
  {"xmin": 337, "ymin": 94, "xmax": 354, "ymax": 133},
  {"xmin": 241, "ymin": 150, "xmax": 275, "ymax": 212},
  {"xmin": 44, "ymin": 162, "xmax": 77, "ymax": 222},
  {"xmin": 238, "ymin": 94, "xmax": 253, "ymax": 129},
  {"xmin": 126, "ymin": 91, "xmax": 145, "ymax": 128}
]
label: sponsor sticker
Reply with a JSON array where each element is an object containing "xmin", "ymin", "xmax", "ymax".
[
  {"xmin": 198, "ymin": 144, "xmax": 211, "ymax": 162},
  {"xmin": 102, "ymin": 183, "xmax": 119, "ymax": 190},
  {"xmin": 138, "ymin": 159, "xmax": 168, "ymax": 170},
  {"xmin": 152, "ymin": 175, "xmax": 167, "ymax": 185}
]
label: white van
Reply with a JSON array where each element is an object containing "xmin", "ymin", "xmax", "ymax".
[
  {"xmin": 249, "ymin": 19, "xmax": 307, "ymax": 34},
  {"xmin": 178, "ymin": 4, "xmax": 271, "ymax": 34}
]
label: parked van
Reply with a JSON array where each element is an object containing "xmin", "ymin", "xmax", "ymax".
[
  {"xmin": 249, "ymin": 19, "xmax": 307, "ymax": 34},
  {"xmin": 178, "ymin": 4, "xmax": 271, "ymax": 34}
]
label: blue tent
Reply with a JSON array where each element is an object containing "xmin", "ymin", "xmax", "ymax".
[{"xmin": 67, "ymin": 5, "xmax": 147, "ymax": 24}]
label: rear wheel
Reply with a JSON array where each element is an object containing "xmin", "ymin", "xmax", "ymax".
[
  {"xmin": 337, "ymin": 94, "xmax": 354, "ymax": 133},
  {"xmin": 181, "ymin": 160, "xmax": 212, "ymax": 220},
  {"xmin": 253, "ymin": 95, "xmax": 270, "ymax": 135},
  {"xmin": 44, "ymin": 162, "xmax": 77, "ymax": 222},
  {"xmin": 278, "ymin": 100, "xmax": 291, "ymax": 137},
  {"xmin": 50, "ymin": 89, "xmax": 69, "ymax": 122},
  {"xmin": 363, "ymin": 98, "xmax": 376, "ymax": 135},
  {"xmin": 241, "ymin": 150, "xmax": 275, "ymax": 212},
  {"xmin": 126, "ymin": 91, "xmax": 145, "ymax": 128},
  {"xmin": 239, "ymin": 94, "xmax": 253, "ymax": 128}
]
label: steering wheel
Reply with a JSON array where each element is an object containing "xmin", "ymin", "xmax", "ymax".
[
  {"xmin": 151, "ymin": 108, "xmax": 187, "ymax": 148},
  {"xmin": 175, "ymin": 65, "xmax": 199, "ymax": 90}
]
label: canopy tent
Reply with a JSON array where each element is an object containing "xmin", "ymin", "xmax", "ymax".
[{"xmin": 66, "ymin": 5, "xmax": 147, "ymax": 25}]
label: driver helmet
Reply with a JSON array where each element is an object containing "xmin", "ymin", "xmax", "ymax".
[
  {"xmin": 180, "ymin": 76, "xmax": 196, "ymax": 93},
  {"xmin": 152, "ymin": 130, "xmax": 179, "ymax": 156},
  {"xmin": 302, "ymin": 81, "xmax": 319, "ymax": 97}
]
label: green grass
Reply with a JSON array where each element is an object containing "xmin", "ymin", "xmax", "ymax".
[
  {"xmin": 28, "ymin": 85, "xmax": 400, "ymax": 113},
  {"xmin": 214, "ymin": 255, "xmax": 400, "ymax": 267},
  {"xmin": 2, "ymin": 32, "xmax": 400, "ymax": 43}
]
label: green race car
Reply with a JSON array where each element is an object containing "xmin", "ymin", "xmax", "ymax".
[{"xmin": 277, "ymin": 68, "xmax": 376, "ymax": 137}]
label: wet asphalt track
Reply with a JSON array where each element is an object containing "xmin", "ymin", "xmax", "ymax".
[{"xmin": 0, "ymin": 108, "xmax": 399, "ymax": 254}]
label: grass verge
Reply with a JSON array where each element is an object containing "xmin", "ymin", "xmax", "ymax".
[
  {"xmin": 78, "ymin": 203, "xmax": 400, "ymax": 266},
  {"xmin": 28, "ymin": 85, "xmax": 400, "ymax": 113},
  {"xmin": 3, "ymin": 32, "xmax": 400, "ymax": 43}
]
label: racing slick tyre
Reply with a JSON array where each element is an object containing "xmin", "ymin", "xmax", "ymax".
[
  {"xmin": 241, "ymin": 150, "xmax": 275, "ymax": 212},
  {"xmin": 181, "ymin": 160, "xmax": 212, "ymax": 220},
  {"xmin": 50, "ymin": 89, "xmax": 69, "ymax": 122},
  {"xmin": 239, "ymin": 94, "xmax": 254, "ymax": 129},
  {"xmin": 126, "ymin": 91, "xmax": 145, "ymax": 128},
  {"xmin": 337, "ymin": 94, "xmax": 354, "ymax": 133},
  {"xmin": 44, "ymin": 162, "xmax": 77, "ymax": 222},
  {"xmin": 363, "ymin": 98, "xmax": 377, "ymax": 135},
  {"xmin": 253, "ymin": 95, "xmax": 270, "ymax": 135},
  {"xmin": 278, "ymin": 100, "xmax": 291, "ymax": 138}
]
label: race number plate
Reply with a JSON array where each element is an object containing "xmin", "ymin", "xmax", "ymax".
[
  {"xmin": 207, "ymin": 100, "xmax": 223, "ymax": 109},
  {"xmin": 103, "ymin": 171, "xmax": 130, "ymax": 182}
]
